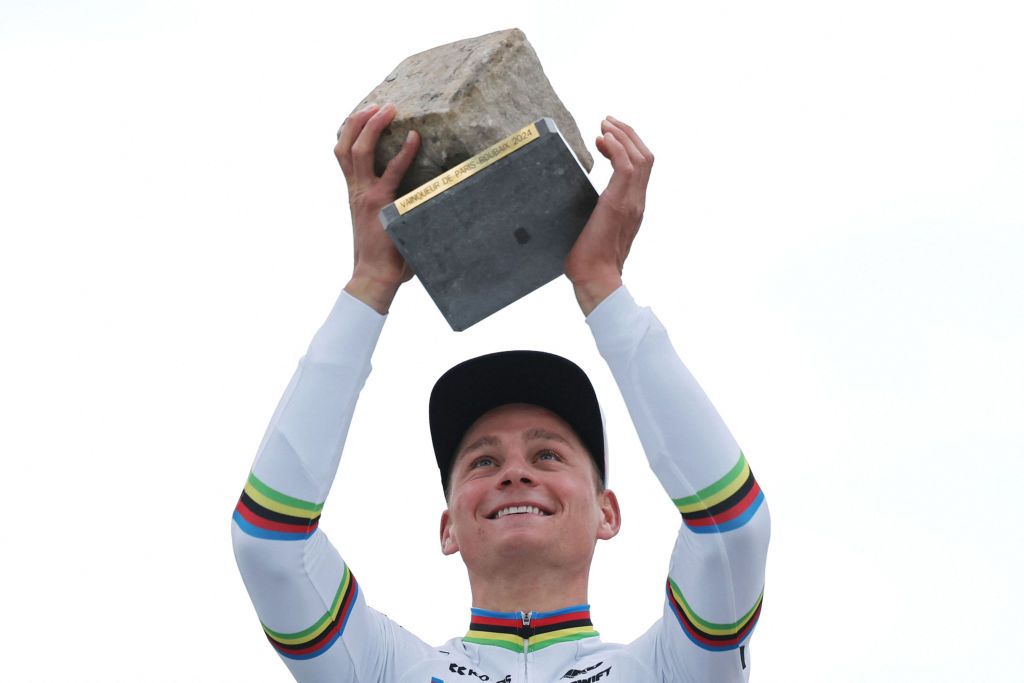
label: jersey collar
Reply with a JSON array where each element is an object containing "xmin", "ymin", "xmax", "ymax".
[{"xmin": 465, "ymin": 604, "xmax": 599, "ymax": 653}]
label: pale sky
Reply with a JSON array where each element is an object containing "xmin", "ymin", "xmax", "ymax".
[{"xmin": 1, "ymin": 1, "xmax": 1022, "ymax": 681}]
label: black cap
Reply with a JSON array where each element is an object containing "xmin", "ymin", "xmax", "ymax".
[{"xmin": 429, "ymin": 350, "xmax": 606, "ymax": 492}]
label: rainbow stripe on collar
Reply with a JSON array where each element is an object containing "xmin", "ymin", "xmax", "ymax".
[{"xmin": 465, "ymin": 605, "xmax": 598, "ymax": 653}]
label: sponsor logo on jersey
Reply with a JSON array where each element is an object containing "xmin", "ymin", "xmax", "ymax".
[
  {"xmin": 566, "ymin": 665, "xmax": 612, "ymax": 683},
  {"xmin": 561, "ymin": 661, "xmax": 604, "ymax": 679},
  {"xmin": 447, "ymin": 663, "xmax": 508, "ymax": 681}
]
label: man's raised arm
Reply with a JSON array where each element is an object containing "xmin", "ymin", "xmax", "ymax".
[
  {"xmin": 568, "ymin": 117, "xmax": 771, "ymax": 681},
  {"xmin": 231, "ymin": 104, "xmax": 432, "ymax": 682}
]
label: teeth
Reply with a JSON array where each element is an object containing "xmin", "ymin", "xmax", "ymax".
[{"xmin": 494, "ymin": 505, "xmax": 547, "ymax": 519}]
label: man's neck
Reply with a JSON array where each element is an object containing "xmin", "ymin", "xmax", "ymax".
[{"xmin": 467, "ymin": 564, "xmax": 590, "ymax": 613}]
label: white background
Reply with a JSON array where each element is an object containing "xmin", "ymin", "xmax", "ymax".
[{"xmin": 2, "ymin": 1, "xmax": 1022, "ymax": 681}]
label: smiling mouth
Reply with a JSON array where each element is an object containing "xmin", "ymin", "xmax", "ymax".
[{"xmin": 489, "ymin": 505, "xmax": 550, "ymax": 520}]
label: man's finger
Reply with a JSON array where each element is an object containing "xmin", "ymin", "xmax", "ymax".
[
  {"xmin": 380, "ymin": 129, "xmax": 421, "ymax": 193},
  {"xmin": 604, "ymin": 118, "xmax": 653, "ymax": 190},
  {"xmin": 601, "ymin": 129, "xmax": 633, "ymax": 171},
  {"xmin": 600, "ymin": 130, "xmax": 635, "ymax": 198},
  {"xmin": 606, "ymin": 116, "xmax": 654, "ymax": 164},
  {"xmin": 351, "ymin": 103, "xmax": 397, "ymax": 179},
  {"xmin": 604, "ymin": 121, "xmax": 654, "ymax": 195},
  {"xmin": 336, "ymin": 104, "xmax": 380, "ymax": 176},
  {"xmin": 602, "ymin": 120, "xmax": 648, "ymax": 172}
]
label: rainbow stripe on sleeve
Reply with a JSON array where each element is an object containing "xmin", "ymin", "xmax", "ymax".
[
  {"xmin": 673, "ymin": 452, "xmax": 763, "ymax": 533},
  {"xmin": 262, "ymin": 564, "xmax": 360, "ymax": 660},
  {"xmin": 666, "ymin": 577, "xmax": 762, "ymax": 651},
  {"xmin": 233, "ymin": 472, "xmax": 323, "ymax": 541}
]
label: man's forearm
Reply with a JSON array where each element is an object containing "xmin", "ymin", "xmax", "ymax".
[
  {"xmin": 248, "ymin": 287, "xmax": 386, "ymax": 506},
  {"xmin": 587, "ymin": 284, "xmax": 752, "ymax": 495}
]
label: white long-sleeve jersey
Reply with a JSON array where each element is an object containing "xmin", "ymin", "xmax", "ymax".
[{"xmin": 232, "ymin": 285, "xmax": 770, "ymax": 682}]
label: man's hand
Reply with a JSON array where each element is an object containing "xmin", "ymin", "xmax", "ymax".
[
  {"xmin": 565, "ymin": 116, "xmax": 654, "ymax": 315},
  {"xmin": 335, "ymin": 103, "xmax": 420, "ymax": 314}
]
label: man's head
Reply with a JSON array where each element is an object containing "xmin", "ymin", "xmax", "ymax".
[
  {"xmin": 429, "ymin": 351, "xmax": 620, "ymax": 575},
  {"xmin": 439, "ymin": 401, "xmax": 620, "ymax": 573},
  {"xmin": 429, "ymin": 351, "xmax": 608, "ymax": 493}
]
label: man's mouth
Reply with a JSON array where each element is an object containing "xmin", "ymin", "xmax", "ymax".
[{"xmin": 489, "ymin": 505, "xmax": 551, "ymax": 520}]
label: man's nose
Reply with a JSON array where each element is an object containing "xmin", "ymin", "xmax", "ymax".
[
  {"xmin": 498, "ymin": 457, "xmax": 534, "ymax": 487},
  {"xmin": 500, "ymin": 474, "xmax": 534, "ymax": 487}
]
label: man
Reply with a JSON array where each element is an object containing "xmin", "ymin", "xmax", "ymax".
[{"xmin": 232, "ymin": 102, "xmax": 770, "ymax": 682}]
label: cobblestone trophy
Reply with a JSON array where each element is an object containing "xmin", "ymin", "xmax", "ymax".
[{"xmin": 343, "ymin": 29, "xmax": 597, "ymax": 331}]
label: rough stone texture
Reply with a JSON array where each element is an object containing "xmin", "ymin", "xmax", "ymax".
[{"xmin": 343, "ymin": 28, "xmax": 593, "ymax": 197}]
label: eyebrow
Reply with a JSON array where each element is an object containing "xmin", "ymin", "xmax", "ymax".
[
  {"xmin": 522, "ymin": 428, "xmax": 572, "ymax": 446},
  {"xmin": 458, "ymin": 434, "xmax": 500, "ymax": 457}
]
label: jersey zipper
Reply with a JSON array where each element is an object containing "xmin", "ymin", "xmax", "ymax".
[{"xmin": 521, "ymin": 611, "xmax": 533, "ymax": 683}]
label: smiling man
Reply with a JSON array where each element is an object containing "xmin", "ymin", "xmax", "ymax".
[
  {"xmin": 433, "ymin": 353, "xmax": 622, "ymax": 617},
  {"xmin": 232, "ymin": 102, "xmax": 771, "ymax": 682}
]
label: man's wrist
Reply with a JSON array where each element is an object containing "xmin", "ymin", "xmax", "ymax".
[
  {"xmin": 571, "ymin": 275, "xmax": 623, "ymax": 316},
  {"xmin": 344, "ymin": 274, "xmax": 401, "ymax": 315}
]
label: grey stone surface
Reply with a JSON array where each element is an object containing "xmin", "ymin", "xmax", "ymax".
[
  {"xmin": 344, "ymin": 28, "xmax": 593, "ymax": 197},
  {"xmin": 381, "ymin": 119, "xmax": 597, "ymax": 331}
]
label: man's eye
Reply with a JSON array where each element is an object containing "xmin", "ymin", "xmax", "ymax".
[
  {"xmin": 470, "ymin": 456, "xmax": 495, "ymax": 469},
  {"xmin": 537, "ymin": 450, "xmax": 561, "ymax": 462}
]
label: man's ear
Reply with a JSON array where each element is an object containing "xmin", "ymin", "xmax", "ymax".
[
  {"xmin": 596, "ymin": 489, "xmax": 621, "ymax": 541},
  {"xmin": 440, "ymin": 509, "xmax": 460, "ymax": 555}
]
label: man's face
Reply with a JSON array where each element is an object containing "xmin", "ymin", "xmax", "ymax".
[{"xmin": 439, "ymin": 403, "xmax": 620, "ymax": 576}]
